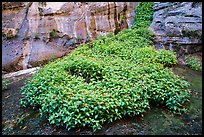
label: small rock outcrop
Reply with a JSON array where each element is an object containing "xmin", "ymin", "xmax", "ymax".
[
  {"xmin": 150, "ymin": 2, "xmax": 202, "ymax": 55},
  {"xmin": 2, "ymin": 2, "xmax": 138, "ymax": 72}
]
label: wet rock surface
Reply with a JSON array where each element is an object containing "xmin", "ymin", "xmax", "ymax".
[
  {"xmin": 2, "ymin": 63, "xmax": 202, "ymax": 135},
  {"xmin": 150, "ymin": 2, "xmax": 202, "ymax": 55},
  {"xmin": 2, "ymin": 2, "xmax": 137, "ymax": 72}
]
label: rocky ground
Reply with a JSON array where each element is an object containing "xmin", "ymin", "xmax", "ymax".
[{"xmin": 2, "ymin": 61, "xmax": 202, "ymax": 135}]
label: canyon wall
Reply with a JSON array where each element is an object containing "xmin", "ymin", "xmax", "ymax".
[
  {"xmin": 3, "ymin": 2, "xmax": 202, "ymax": 72},
  {"xmin": 2, "ymin": 2, "xmax": 138, "ymax": 72},
  {"xmin": 150, "ymin": 2, "xmax": 202, "ymax": 56}
]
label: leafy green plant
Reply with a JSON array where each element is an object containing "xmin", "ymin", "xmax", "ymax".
[
  {"xmin": 185, "ymin": 55, "xmax": 202, "ymax": 71},
  {"xmin": 132, "ymin": 2, "xmax": 154, "ymax": 29},
  {"xmin": 20, "ymin": 2, "xmax": 191, "ymax": 132},
  {"xmin": 106, "ymin": 32, "xmax": 115, "ymax": 38},
  {"xmin": 16, "ymin": 114, "xmax": 26, "ymax": 125},
  {"xmin": 5, "ymin": 28, "xmax": 19, "ymax": 39},
  {"xmin": 33, "ymin": 33, "xmax": 40, "ymax": 39},
  {"xmin": 2, "ymin": 76, "xmax": 8, "ymax": 90},
  {"xmin": 49, "ymin": 29, "xmax": 59, "ymax": 38},
  {"xmin": 3, "ymin": 32, "xmax": 17, "ymax": 40}
]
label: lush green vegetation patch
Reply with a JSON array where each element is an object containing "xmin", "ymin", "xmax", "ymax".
[
  {"xmin": 185, "ymin": 55, "xmax": 202, "ymax": 71},
  {"xmin": 2, "ymin": 76, "xmax": 8, "ymax": 90},
  {"xmin": 20, "ymin": 2, "xmax": 191, "ymax": 132}
]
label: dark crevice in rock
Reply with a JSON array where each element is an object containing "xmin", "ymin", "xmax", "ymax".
[
  {"xmin": 121, "ymin": 2, "xmax": 128, "ymax": 29},
  {"xmin": 184, "ymin": 14, "xmax": 201, "ymax": 18},
  {"xmin": 167, "ymin": 12, "xmax": 185, "ymax": 17},
  {"xmin": 107, "ymin": 3, "xmax": 111, "ymax": 30},
  {"xmin": 154, "ymin": 2, "xmax": 180, "ymax": 12},
  {"xmin": 18, "ymin": 2, "xmax": 32, "ymax": 39},
  {"xmin": 90, "ymin": 12, "xmax": 97, "ymax": 39},
  {"xmin": 39, "ymin": 11, "xmax": 66, "ymax": 17},
  {"xmin": 113, "ymin": 2, "xmax": 120, "ymax": 35},
  {"xmin": 2, "ymin": 2, "xmax": 26, "ymax": 10}
]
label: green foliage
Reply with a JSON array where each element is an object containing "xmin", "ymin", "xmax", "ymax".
[
  {"xmin": 3, "ymin": 31, "xmax": 17, "ymax": 40},
  {"xmin": 20, "ymin": 2, "xmax": 191, "ymax": 132},
  {"xmin": 185, "ymin": 55, "xmax": 202, "ymax": 71},
  {"xmin": 2, "ymin": 76, "xmax": 8, "ymax": 90},
  {"xmin": 16, "ymin": 114, "xmax": 27, "ymax": 128},
  {"xmin": 106, "ymin": 32, "xmax": 115, "ymax": 38},
  {"xmin": 33, "ymin": 33, "xmax": 40, "ymax": 39},
  {"xmin": 156, "ymin": 49, "xmax": 178, "ymax": 67},
  {"xmin": 132, "ymin": 2, "xmax": 154, "ymax": 29},
  {"xmin": 49, "ymin": 29, "xmax": 59, "ymax": 38}
]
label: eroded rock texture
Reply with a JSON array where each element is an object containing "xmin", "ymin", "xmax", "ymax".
[
  {"xmin": 2, "ymin": 2, "xmax": 138, "ymax": 72},
  {"xmin": 150, "ymin": 2, "xmax": 202, "ymax": 56}
]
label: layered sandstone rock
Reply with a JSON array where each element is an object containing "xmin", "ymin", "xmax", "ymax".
[
  {"xmin": 150, "ymin": 2, "xmax": 202, "ymax": 55},
  {"xmin": 2, "ymin": 2, "xmax": 138, "ymax": 72}
]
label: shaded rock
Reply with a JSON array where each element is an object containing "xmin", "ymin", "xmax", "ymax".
[
  {"xmin": 64, "ymin": 39, "xmax": 76, "ymax": 48},
  {"xmin": 150, "ymin": 2, "xmax": 202, "ymax": 55}
]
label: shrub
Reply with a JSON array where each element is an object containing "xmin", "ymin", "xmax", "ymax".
[
  {"xmin": 20, "ymin": 2, "xmax": 191, "ymax": 132},
  {"xmin": 132, "ymin": 2, "xmax": 154, "ymax": 29},
  {"xmin": 2, "ymin": 76, "xmax": 8, "ymax": 90},
  {"xmin": 3, "ymin": 31, "xmax": 17, "ymax": 40},
  {"xmin": 106, "ymin": 32, "xmax": 115, "ymax": 38},
  {"xmin": 49, "ymin": 29, "xmax": 59, "ymax": 38},
  {"xmin": 185, "ymin": 55, "xmax": 202, "ymax": 71},
  {"xmin": 156, "ymin": 49, "xmax": 178, "ymax": 67}
]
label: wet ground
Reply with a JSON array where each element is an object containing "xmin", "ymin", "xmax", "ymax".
[{"xmin": 2, "ymin": 64, "xmax": 202, "ymax": 135}]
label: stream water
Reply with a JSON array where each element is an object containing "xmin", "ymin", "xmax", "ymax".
[{"xmin": 2, "ymin": 64, "xmax": 202, "ymax": 135}]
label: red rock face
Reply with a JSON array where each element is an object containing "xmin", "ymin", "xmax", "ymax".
[{"xmin": 2, "ymin": 2, "xmax": 138, "ymax": 72}]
